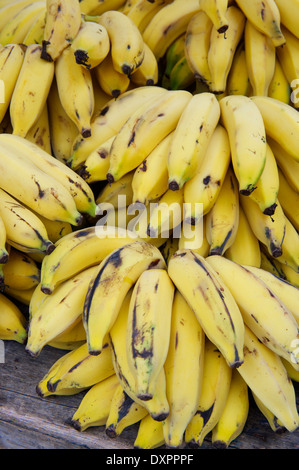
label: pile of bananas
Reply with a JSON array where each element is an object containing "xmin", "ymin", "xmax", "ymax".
[{"xmin": 1, "ymin": 0, "xmax": 299, "ymax": 451}]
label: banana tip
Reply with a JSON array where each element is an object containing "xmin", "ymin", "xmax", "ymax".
[
  {"xmin": 168, "ymin": 180, "xmax": 180, "ymax": 191},
  {"xmin": 105, "ymin": 426, "xmax": 118, "ymax": 439}
]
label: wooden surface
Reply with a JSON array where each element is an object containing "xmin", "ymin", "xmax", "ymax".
[{"xmin": 0, "ymin": 339, "xmax": 299, "ymax": 450}]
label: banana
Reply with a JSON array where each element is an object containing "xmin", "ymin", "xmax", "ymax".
[
  {"xmin": 145, "ymin": 188, "xmax": 184, "ymax": 240},
  {"xmin": 78, "ymin": 135, "xmax": 115, "ymax": 184},
  {"xmin": 211, "ymin": 369, "xmax": 249, "ymax": 448},
  {"xmin": 207, "ymin": 255, "xmax": 299, "ymax": 368},
  {"xmin": 48, "ymin": 319, "xmax": 86, "ymax": 350},
  {"xmin": 167, "ymin": 93, "xmax": 220, "ymax": 191},
  {"xmin": 184, "ymin": 338, "xmax": 232, "ymax": 447},
  {"xmin": 268, "ymin": 58, "xmax": 291, "ymax": 105},
  {"xmin": 198, "ymin": 0, "xmax": 229, "ymax": 33},
  {"xmin": 10, "ymin": 43, "xmax": 54, "ymax": 139},
  {"xmin": 184, "ymin": 11, "xmax": 213, "ymax": 89},
  {"xmin": 0, "ymin": 133, "xmax": 97, "ymax": 218},
  {"xmin": 0, "ymin": 292, "xmax": 27, "ymax": 343},
  {"xmin": 0, "ymin": 44, "xmax": 25, "ymax": 124},
  {"xmin": 26, "ymin": 266, "xmax": 99, "ymax": 357},
  {"xmin": 268, "ymin": 137, "xmax": 299, "ymax": 193},
  {"xmin": 278, "ymin": 169, "xmax": 299, "ymax": 232},
  {"xmin": 83, "ymin": 240, "xmax": 166, "ymax": 355},
  {"xmin": 252, "ymin": 392, "xmax": 285, "ymax": 433},
  {"xmin": 107, "ymin": 90, "xmax": 192, "ymax": 183},
  {"xmin": 105, "ymin": 385, "xmax": 148, "ymax": 438},
  {"xmin": 178, "ymin": 215, "xmax": 210, "ymax": 257},
  {"xmin": 25, "ymin": 103, "xmax": 51, "ymax": 154},
  {"xmin": 205, "ymin": 166, "xmax": 240, "ymax": 256},
  {"xmin": 0, "ymin": 215, "xmax": 8, "ymax": 264},
  {"xmin": 69, "ymin": 85, "xmax": 166, "ymax": 170},
  {"xmin": 131, "ymin": 132, "xmax": 173, "ymax": 206},
  {"xmin": 234, "ymin": 0, "xmax": 285, "ymax": 47},
  {"xmin": 250, "ymin": 96, "xmax": 299, "ymax": 163},
  {"xmin": 238, "ymin": 325, "xmax": 299, "ymax": 432},
  {"xmin": 168, "ymin": 55, "xmax": 195, "ymax": 91},
  {"xmin": 248, "ymin": 142, "xmax": 279, "ymax": 216},
  {"xmin": 41, "ymin": 0, "xmax": 82, "ymax": 62},
  {"xmin": 92, "ymin": 74, "xmax": 111, "ymax": 116},
  {"xmin": 47, "ymin": 78, "xmax": 79, "ymax": 164},
  {"xmin": 208, "ymin": 6, "xmax": 246, "ymax": 94},
  {"xmin": 227, "ymin": 43, "xmax": 252, "ymax": 97},
  {"xmin": 164, "ymin": 33, "xmax": 186, "ymax": 80},
  {"xmin": 33, "ymin": 212, "xmax": 72, "ymax": 244},
  {"xmin": 275, "ymin": 214, "xmax": 299, "ymax": 274},
  {"xmin": 94, "ymin": 52, "xmax": 131, "ymax": 98},
  {"xmin": 142, "ymin": 0, "xmax": 200, "ymax": 61},
  {"xmin": 126, "ymin": 269, "xmax": 174, "ymax": 401},
  {"xmin": 126, "ymin": 0, "xmax": 169, "ymax": 30},
  {"xmin": 130, "ymin": 42, "xmax": 159, "ymax": 87},
  {"xmin": 23, "ymin": 7, "xmax": 46, "ymax": 45},
  {"xmin": 0, "ymin": 0, "xmax": 41, "ymax": 32},
  {"xmin": 79, "ymin": 0, "xmax": 126, "ymax": 15},
  {"xmin": 95, "ymin": 10, "xmax": 145, "ymax": 75},
  {"xmin": 134, "ymin": 414, "xmax": 165, "ymax": 449},
  {"xmin": 219, "ymin": 94, "xmax": 267, "ymax": 196},
  {"xmin": 162, "ymin": 290, "xmax": 205, "ymax": 448},
  {"xmin": 183, "ymin": 124, "xmax": 231, "ymax": 224},
  {"xmin": 282, "ymin": 358, "xmax": 299, "ymax": 383},
  {"xmin": 96, "ymin": 171, "xmax": 134, "ymax": 210},
  {"xmin": 0, "ymin": 189, "xmax": 54, "ymax": 255},
  {"xmin": 225, "ymin": 205, "xmax": 261, "ymax": 267},
  {"xmin": 71, "ymin": 375, "xmax": 120, "ymax": 431},
  {"xmin": 159, "ymin": 233, "xmax": 179, "ymax": 266},
  {"xmin": 46, "ymin": 341, "xmax": 115, "ymax": 393},
  {"xmin": 109, "ymin": 290, "xmax": 170, "ymax": 421},
  {"xmin": 2, "ymin": 248, "xmax": 40, "ymax": 291},
  {"xmin": 274, "ymin": 0, "xmax": 299, "ymax": 39},
  {"xmin": 244, "ymin": 19, "xmax": 276, "ymax": 97},
  {"xmin": 40, "ymin": 226, "xmax": 143, "ymax": 294},
  {"xmin": 168, "ymin": 249, "xmax": 245, "ymax": 368},
  {"xmin": 241, "ymin": 194, "xmax": 286, "ymax": 259},
  {"xmin": 260, "ymin": 247, "xmax": 299, "ymax": 289},
  {"xmin": 70, "ymin": 19, "xmax": 110, "ymax": 70},
  {"xmin": 55, "ymin": 45, "xmax": 94, "ymax": 138},
  {"xmin": 6, "ymin": 285, "xmax": 39, "ymax": 307}
]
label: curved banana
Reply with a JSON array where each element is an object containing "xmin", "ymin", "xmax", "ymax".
[
  {"xmin": 134, "ymin": 414, "xmax": 165, "ymax": 449},
  {"xmin": 167, "ymin": 93, "xmax": 220, "ymax": 191},
  {"xmin": 107, "ymin": 90, "xmax": 192, "ymax": 183},
  {"xmin": 184, "ymin": 338, "xmax": 232, "ymax": 447},
  {"xmin": 55, "ymin": 45, "xmax": 94, "ymax": 138},
  {"xmin": 234, "ymin": 0, "xmax": 285, "ymax": 47},
  {"xmin": 130, "ymin": 42, "xmax": 159, "ymax": 87},
  {"xmin": 278, "ymin": 168, "xmax": 299, "ymax": 232},
  {"xmin": 0, "ymin": 44, "xmax": 25, "ymax": 124},
  {"xmin": 126, "ymin": 269, "xmax": 174, "ymax": 401},
  {"xmin": 227, "ymin": 43, "xmax": 251, "ymax": 97},
  {"xmin": 70, "ymin": 19, "xmax": 110, "ymax": 70},
  {"xmin": 48, "ymin": 319, "xmax": 86, "ymax": 350},
  {"xmin": 25, "ymin": 103, "xmax": 51, "ymax": 154},
  {"xmin": 0, "ymin": 292, "xmax": 27, "ymax": 344},
  {"xmin": 41, "ymin": 0, "xmax": 82, "ymax": 62},
  {"xmin": 260, "ymin": 247, "xmax": 299, "ymax": 289},
  {"xmin": 23, "ymin": 7, "xmax": 46, "ymax": 45},
  {"xmin": 0, "ymin": 1, "xmax": 45, "ymax": 45},
  {"xmin": 178, "ymin": 215, "xmax": 210, "ymax": 257},
  {"xmin": 79, "ymin": 0, "xmax": 126, "ymax": 15},
  {"xmin": 26, "ymin": 266, "xmax": 99, "ymax": 358},
  {"xmin": 162, "ymin": 290, "xmax": 205, "ymax": 448},
  {"xmin": 220, "ymin": 94, "xmax": 267, "ymax": 195},
  {"xmin": 205, "ymin": 166, "xmax": 240, "ymax": 256},
  {"xmin": 71, "ymin": 375, "xmax": 120, "ymax": 431},
  {"xmin": 168, "ymin": 249, "xmax": 245, "ymax": 369},
  {"xmin": 105, "ymin": 385, "xmax": 148, "ymax": 438},
  {"xmin": 275, "ymin": 26, "xmax": 299, "ymax": 108},
  {"xmin": 125, "ymin": 0, "xmax": 169, "ymax": 30},
  {"xmin": 94, "ymin": 53, "xmax": 131, "ymax": 98},
  {"xmin": 33, "ymin": 212, "xmax": 72, "ymax": 244},
  {"xmin": 198, "ymin": 0, "xmax": 229, "ymax": 33},
  {"xmin": 2, "ymin": 248, "xmax": 40, "ymax": 291},
  {"xmin": 96, "ymin": 171, "xmax": 134, "ymax": 209},
  {"xmin": 208, "ymin": 5, "xmax": 246, "ymax": 94},
  {"xmin": 10, "ymin": 43, "xmax": 54, "ymax": 138},
  {"xmin": 145, "ymin": 188, "xmax": 184, "ymax": 240},
  {"xmin": 268, "ymin": 137, "xmax": 299, "ymax": 193},
  {"xmin": 0, "ymin": 0, "xmax": 40, "ymax": 32},
  {"xmin": 268, "ymin": 58, "xmax": 290, "ymax": 105},
  {"xmin": 237, "ymin": 325, "xmax": 299, "ymax": 432},
  {"xmin": 78, "ymin": 135, "xmax": 115, "ymax": 184},
  {"xmin": 274, "ymin": 0, "xmax": 299, "ymax": 39},
  {"xmin": 252, "ymin": 392, "xmax": 285, "ymax": 433},
  {"xmin": 275, "ymin": 214, "xmax": 299, "ymax": 274}
]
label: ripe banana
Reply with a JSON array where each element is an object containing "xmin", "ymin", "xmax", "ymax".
[
  {"xmin": 96, "ymin": 9, "xmax": 145, "ymax": 75},
  {"xmin": 275, "ymin": 26, "xmax": 299, "ymax": 108},
  {"xmin": 125, "ymin": 0, "xmax": 169, "ymax": 30},
  {"xmin": 206, "ymin": 166, "xmax": 240, "ymax": 256},
  {"xmin": 220, "ymin": 94, "xmax": 267, "ymax": 196},
  {"xmin": 184, "ymin": 338, "xmax": 232, "ymax": 447},
  {"xmin": 34, "ymin": 212, "xmax": 72, "ymax": 244},
  {"xmin": 0, "ymin": 44, "xmax": 25, "ymax": 124},
  {"xmin": 268, "ymin": 58, "xmax": 291, "ymax": 105},
  {"xmin": 0, "ymin": 216, "xmax": 8, "ymax": 265},
  {"xmin": 78, "ymin": 135, "xmax": 115, "ymax": 184},
  {"xmin": 70, "ymin": 19, "xmax": 110, "ymax": 70},
  {"xmin": 10, "ymin": 43, "xmax": 54, "ymax": 138},
  {"xmin": 225, "ymin": 205, "xmax": 261, "ymax": 268},
  {"xmin": 252, "ymin": 392, "xmax": 284, "ymax": 433},
  {"xmin": 274, "ymin": 0, "xmax": 299, "ymax": 39},
  {"xmin": 278, "ymin": 168, "xmax": 299, "ymax": 232},
  {"xmin": 83, "ymin": 241, "xmax": 166, "ymax": 355},
  {"xmin": 126, "ymin": 269, "xmax": 174, "ymax": 401},
  {"xmin": 23, "ymin": 7, "xmax": 46, "ymax": 45},
  {"xmin": 145, "ymin": 188, "xmax": 184, "ymax": 240},
  {"xmin": 237, "ymin": 325, "xmax": 299, "ymax": 432},
  {"xmin": 168, "ymin": 249, "xmax": 245, "ymax": 368},
  {"xmin": 0, "ymin": 188, "xmax": 54, "ymax": 255},
  {"xmin": 79, "ymin": 0, "xmax": 126, "ymax": 15},
  {"xmin": 234, "ymin": 0, "xmax": 285, "ymax": 47},
  {"xmin": 0, "ymin": 0, "xmax": 40, "ymax": 32},
  {"xmin": 105, "ymin": 385, "xmax": 148, "ymax": 438},
  {"xmin": 162, "ymin": 290, "xmax": 205, "ymax": 448},
  {"xmin": 94, "ymin": 53, "xmax": 131, "ymax": 98},
  {"xmin": 107, "ymin": 90, "xmax": 191, "ymax": 183},
  {"xmin": 55, "ymin": 45, "xmax": 94, "ymax": 138},
  {"xmin": 167, "ymin": 93, "xmax": 220, "ymax": 190},
  {"xmin": 134, "ymin": 414, "xmax": 165, "ymax": 449},
  {"xmin": 26, "ymin": 266, "xmax": 99, "ymax": 357},
  {"xmin": 208, "ymin": 6, "xmax": 246, "ymax": 94},
  {"xmin": 25, "ymin": 103, "xmax": 51, "ymax": 154},
  {"xmin": 130, "ymin": 42, "xmax": 159, "ymax": 87},
  {"xmin": 198, "ymin": 0, "xmax": 229, "ymax": 33},
  {"xmin": 260, "ymin": 247, "xmax": 299, "ymax": 289},
  {"xmin": 0, "ymin": 1, "xmax": 46, "ymax": 45},
  {"xmin": 142, "ymin": 0, "xmax": 200, "ymax": 61},
  {"xmin": 251, "ymin": 96, "xmax": 299, "ymax": 163},
  {"xmin": 207, "ymin": 255, "xmax": 299, "ymax": 369},
  {"xmin": 0, "ymin": 292, "xmax": 27, "ymax": 344},
  {"xmin": 268, "ymin": 137, "xmax": 299, "ymax": 193},
  {"xmin": 71, "ymin": 375, "xmax": 120, "ymax": 431},
  {"xmin": 96, "ymin": 171, "xmax": 134, "ymax": 210},
  {"xmin": 227, "ymin": 42, "xmax": 251, "ymax": 97},
  {"xmin": 275, "ymin": 214, "xmax": 299, "ymax": 274},
  {"xmin": 41, "ymin": 0, "xmax": 82, "ymax": 62},
  {"xmin": 2, "ymin": 248, "xmax": 40, "ymax": 291},
  {"xmin": 212, "ymin": 369, "xmax": 249, "ymax": 448}
]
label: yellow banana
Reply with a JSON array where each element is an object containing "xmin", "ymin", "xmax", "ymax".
[
  {"xmin": 275, "ymin": 213, "xmax": 299, "ymax": 274},
  {"xmin": 33, "ymin": 212, "xmax": 72, "ymax": 244},
  {"xmin": 0, "ymin": 1, "xmax": 45, "ymax": 45},
  {"xmin": 25, "ymin": 103, "xmax": 51, "ymax": 154},
  {"xmin": 268, "ymin": 58, "xmax": 291, "ymax": 105},
  {"xmin": 227, "ymin": 43, "xmax": 252, "ymax": 97},
  {"xmin": 178, "ymin": 215, "xmax": 210, "ymax": 257},
  {"xmin": 268, "ymin": 137, "xmax": 299, "ymax": 193},
  {"xmin": 145, "ymin": 188, "xmax": 184, "ymax": 240},
  {"xmin": 274, "ymin": 0, "xmax": 299, "ymax": 39},
  {"xmin": 252, "ymin": 392, "xmax": 284, "ymax": 433},
  {"xmin": 79, "ymin": 0, "xmax": 126, "ymax": 15},
  {"xmin": 78, "ymin": 135, "xmax": 115, "ymax": 184},
  {"xmin": 125, "ymin": 0, "xmax": 170, "ymax": 30},
  {"xmin": 96, "ymin": 171, "xmax": 134, "ymax": 210},
  {"xmin": 134, "ymin": 414, "xmax": 165, "ymax": 449},
  {"xmin": 0, "ymin": 292, "xmax": 27, "ymax": 344},
  {"xmin": 278, "ymin": 168, "xmax": 299, "ymax": 232},
  {"xmin": 0, "ymin": 44, "xmax": 25, "ymax": 124},
  {"xmin": 198, "ymin": 0, "xmax": 229, "ymax": 33},
  {"xmin": 23, "ymin": 7, "xmax": 46, "ymax": 45},
  {"xmin": 0, "ymin": 0, "xmax": 40, "ymax": 31},
  {"xmin": 260, "ymin": 247, "xmax": 299, "ymax": 289},
  {"xmin": 94, "ymin": 52, "xmax": 131, "ymax": 98},
  {"xmin": 275, "ymin": 26, "xmax": 299, "ymax": 108},
  {"xmin": 2, "ymin": 248, "xmax": 40, "ymax": 291},
  {"xmin": 0, "ymin": 215, "xmax": 8, "ymax": 264},
  {"xmin": 130, "ymin": 42, "xmax": 159, "ymax": 87}
]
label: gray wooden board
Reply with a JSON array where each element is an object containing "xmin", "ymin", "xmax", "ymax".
[{"xmin": 0, "ymin": 340, "xmax": 299, "ymax": 449}]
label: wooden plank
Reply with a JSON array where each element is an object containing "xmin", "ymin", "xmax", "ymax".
[{"xmin": 0, "ymin": 340, "xmax": 299, "ymax": 449}]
